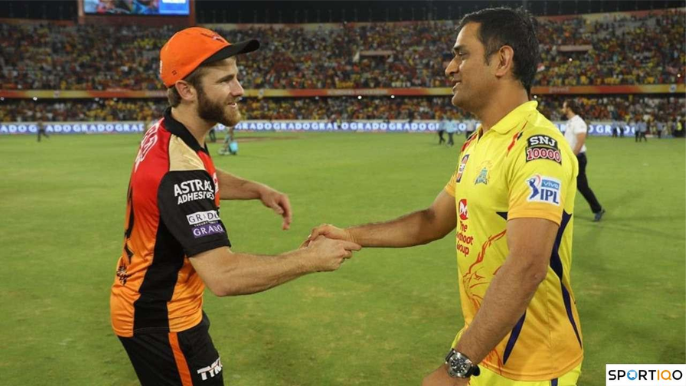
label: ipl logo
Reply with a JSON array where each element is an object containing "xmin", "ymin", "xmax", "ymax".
[{"xmin": 526, "ymin": 175, "xmax": 561, "ymax": 206}]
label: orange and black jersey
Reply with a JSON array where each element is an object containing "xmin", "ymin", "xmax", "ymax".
[{"xmin": 111, "ymin": 108, "xmax": 230, "ymax": 338}]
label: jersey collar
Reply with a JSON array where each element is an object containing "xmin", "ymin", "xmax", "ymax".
[
  {"xmin": 163, "ymin": 107, "xmax": 209, "ymax": 154},
  {"xmin": 490, "ymin": 101, "xmax": 538, "ymax": 135}
]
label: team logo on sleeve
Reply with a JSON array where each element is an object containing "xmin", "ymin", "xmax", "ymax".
[
  {"xmin": 525, "ymin": 135, "xmax": 562, "ymax": 164},
  {"xmin": 527, "ymin": 175, "xmax": 561, "ymax": 206},
  {"xmin": 456, "ymin": 154, "xmax": 470, "ymax": 183}
]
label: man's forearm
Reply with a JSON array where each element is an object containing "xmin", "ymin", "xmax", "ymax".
[
  {"xmin": 216, "ymin": 250, "xmax": 313, "ymax": 296},
  {"xmin": 348, "ymin": 209, "xmax": 444, "ymax": 248},
  {"xmin": 454, "ymin": 256, "xmax": 544, "ymax": 363},
  {"xmin": 216, "ymin": 169, "xmax": 265, "ymax": 200},
  {"xmin": 191, "ymin": 248, "xmax": 314, "ymax": 297}
]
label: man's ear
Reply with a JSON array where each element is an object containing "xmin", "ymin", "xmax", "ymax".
[
  {"xmin": 174, "ymin": 81, "xmax": 196, "ymax": 102},
  {"xmin": 494, "ymin": 45, "xmax": 515, "ymax": 79}
]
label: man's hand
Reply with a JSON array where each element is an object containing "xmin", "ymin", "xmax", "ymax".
[
  {"xmin": 422, "ymin": 364, "xmax": 470, "ymax": 386},
  {"xmin": 302, "ymin": 224, "xmax": 355, "ymax": 247},
  {"xmin": 258, "ymin": 186, "xmax": 292, "ymax": 230},
  {"xmin": 303, "ymin": 236, "xmax": 361, "ymax": 272}
]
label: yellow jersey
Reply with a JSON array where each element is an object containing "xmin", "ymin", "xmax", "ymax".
[{"xmin": 444, "ymin": 101, "xmax": 583, "ymax": 381}]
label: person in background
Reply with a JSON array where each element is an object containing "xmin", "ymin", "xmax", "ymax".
[
  {"xmin": 36, "ymin": 116, "xmax": 49, "ymax": 142},
  {"xmin": 446, "ymin": 116, "xmax": 457, "ymax": 146},
  {"xmin": 637, "ymin": 118, "xmax": 648, "ymax": 142},
  {"xmin": 219, "ymin": 124, "xmax": 238, "ymax": 156},
  {"xmin": 562, "ymin": 99, "xmax": 606, "ymax": 222},
  {"xmin": 437, "ymin": 115, "xmax": 447, "ymax": 145}
]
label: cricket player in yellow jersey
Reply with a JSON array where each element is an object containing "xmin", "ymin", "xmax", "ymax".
[{"xmin": 307, "ymin": 7, "xmax": 582, "ymax": 386}]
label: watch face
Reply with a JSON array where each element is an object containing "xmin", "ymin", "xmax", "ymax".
[{"xmin": 449, "ymin": 356, "xmax": 468, "ymax": 375}]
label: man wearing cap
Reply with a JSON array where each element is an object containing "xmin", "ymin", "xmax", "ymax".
[{"xmin": 110, "ymin": 27, "xmax": 361, "ymax": 386}]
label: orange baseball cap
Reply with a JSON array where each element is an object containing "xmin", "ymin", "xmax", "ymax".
[{"xmin": 160, "ymin": 27, "xmax": 259, "ymax": 88}]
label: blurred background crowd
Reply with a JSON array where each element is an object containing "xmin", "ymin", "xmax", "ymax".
[
  {"xmin": 1, "ymin": 11, "xmax": 683, "ymax": 91},
  {"xmin": 0, "ymin": 3, "xmax": 684, "ymax": 131}
]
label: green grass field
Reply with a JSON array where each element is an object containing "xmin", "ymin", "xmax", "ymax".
[{"xmin": 0, "ymin": 131, "xmax": 684, "ymax": 386}]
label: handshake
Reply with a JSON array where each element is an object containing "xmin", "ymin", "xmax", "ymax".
[{"xmin": 299, "ymin": 224, "xmax": 361, "ymax": 272}]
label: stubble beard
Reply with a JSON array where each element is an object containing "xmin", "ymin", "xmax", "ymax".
[{"xmin": 197, "ymin": 87, "xmax": 241, "ymax": 127}]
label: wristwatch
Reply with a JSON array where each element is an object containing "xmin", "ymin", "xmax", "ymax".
[{"xmin": 445, "ymin": 349, "xmax": 480, "ymax": 378}]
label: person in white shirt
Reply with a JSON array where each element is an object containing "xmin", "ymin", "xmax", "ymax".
[
  {"xmin": 562, "ymin": 100, "xmax": 606, "ymax": 222},
  {"xmin": 437, "ymin": 116, "xmax": 447, "ymax": 145}
]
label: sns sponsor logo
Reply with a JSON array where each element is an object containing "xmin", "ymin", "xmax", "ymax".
[
  {"xmin": 607, "ymin": 364, "xmax": 685, "ymax": 386},
  {"xmin": 527, "ymin": 175, "xmax": 561, "ymax": 206},
  {"xmin": 174, "ymin": 179, "xmax": 215, "ymax": 205},
  {"xmin": 456, "ymin": 154, "xmax": 470, "ymax": 183},
  {"xmin": 459, "ymin": 199, "xmax": 469, "ymax": 221},
  {"xmin": 187, "ymin": 210, "xmax": 220, "ymax": 225},
  {"xmin": 192, "ymin": 223, "xmax": 225, "ymax": 238}
]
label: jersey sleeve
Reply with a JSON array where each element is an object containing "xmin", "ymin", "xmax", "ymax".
[
  {"xmin": 507, "ymin": 133, "xmax": 573, "ymax": 225},
  {"xmin": 444, "ymin": 170, "xmax": 457, "ymax": 197},
  {"xmin": 157, "ymin": 170, "xmax": 231, "ymax": 257}
]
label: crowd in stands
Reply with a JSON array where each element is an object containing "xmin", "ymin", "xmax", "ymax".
[
  {"xmin": 2, "ymin": 95, "xmax": 683, "ymax": 126},
  {"xmin": 1, "ymin": 9, "xmax": 684, "ymax": 91},
  {"xmin": 0, "ymin": 24, "xmax": 175, "ymax": 90},
  {"xmin": 536, "ymin": 11, "xmax": 685, "ymax": 86},
  {"xmin": 0, "ymin": 98, "xmax": 165, "ymax": 122},
  {"xmin": 537, "ymin": 95, "xmax": 685, "ymax": 124}
]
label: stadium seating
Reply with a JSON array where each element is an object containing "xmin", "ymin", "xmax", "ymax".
[
  {"xmin": 1, "ymin": 95, "xmax": 682, "ymax": 125},
  {"xmin": 1, "ymin": 10, "xmax": 683, "ymax": 91}
]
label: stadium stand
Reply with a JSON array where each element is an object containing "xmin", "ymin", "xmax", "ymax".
[
  {"xmin": 0, "ymin": 5, "xmax": 684, "ymax": 133},
  {"xmin": 1, "ymin": 10, "xmax": 684, "ymax": 91},
  {"xmin": 2, "ymin": 95, "xmax": 683, "ymax": 128}
]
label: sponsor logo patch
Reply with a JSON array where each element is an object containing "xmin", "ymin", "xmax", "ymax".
[
  {"xmin": 187, "ymin": 210, "xmax": 220, "ymax": 225},
  {"xmin": 525, "ymin": 135, "xmax": 561, "ymax": 164},
  {"xmin": 197, "ymin": 357, "xmax": 223, "ymax": 381},
  {"xmin": 458, "ymin": 199, "xmax": 468, "ymax": 221},
  {"xmin": 527, "ymin": 174, "xmax": 561, "ymax": 206},
  {"xmin": 174, "ymin": 179, "xmax": 215, "ymax": 205},
  {"xmin": 456, "ymin": 154, "xmax": 470, "ymax": 183},
  {"xmin": 192, "ymin": 223, "xmax": 225, "ymax": 238}
]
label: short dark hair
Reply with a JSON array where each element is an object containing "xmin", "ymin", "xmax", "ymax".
[
  {"xmin": 457, "ymin": 7, "xmax": 540, "ymax": 93},
  {"xmin": 166, "ymin": 60, "xmax": 227, "ymax": 107},
  {"xmin": 563, "ymin": 99, "xmax": 579, "ymax": 113}
]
